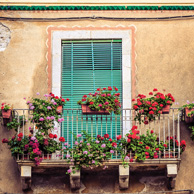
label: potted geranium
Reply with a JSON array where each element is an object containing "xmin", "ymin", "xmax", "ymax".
[
  {"xmin": 132, "ymin": 88, "xmax": 175, "ymax": 124},
  {"xmin": 2, "ymin": 130, "xmax": 66, "ymax": 165},
  {"xmin": 1, "ymin": 102, "xmax": 12, "ymax": 125},
  {"xmin": 65, "ymin": 130, "xmax": 118, "ymax": 174},
  {"xmin": 180, "ymin": 101, "xmax": 194, "ymax": 123},
  {"xmin": 49, "ymin": 92, "xmax": 69, "ymax": 114},
  {"xmin": 26, "ymin": 93, "xmax": 69, "ymax": 135},
  {"xmin": 77, "ymin": 87, "xmax": 121, "ymax": 115},
  {"xmin": 117, "ymin": 126, "xmax": 185, "ymax": 165}
]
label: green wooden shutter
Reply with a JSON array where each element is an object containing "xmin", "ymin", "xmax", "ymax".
[{"xmin": 61, "ymin": 40, "xmax": 122, "ymax": 147}]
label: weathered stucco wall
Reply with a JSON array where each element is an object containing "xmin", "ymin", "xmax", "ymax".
[{"xmin": 1, "ymin": 10, "xmax": 194, "ymax": 193}]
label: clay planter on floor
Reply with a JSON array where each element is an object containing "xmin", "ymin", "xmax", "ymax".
[
  {"xmin": 162, "ymin": 105, "xmax": 171, "ymax": 114},
  {"xmin": 184, "ymin": 108, "xmax": 194, "ymax": 123},
  {"xmin": 81, "ymin": 104, "xmax": 110, "ymax": 115}
]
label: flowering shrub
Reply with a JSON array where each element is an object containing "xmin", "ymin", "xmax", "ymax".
[
  {"xmin": 180, "ymin": 101, "xmax": 194, "ymax": 110},
  {"xmin": 118, "ymin": 126, "xmax": 185, "ymax": 166},
  {"xmin": 132, "ymin": 88, "xmax": 175, "ymax": 124},
  {"xmin": 1, "ymin": 102, "xmax": 11, "ymax": 111},
  {"xmin": 65, "ymin": 131, "xmax": 118, "ymax": 174},
  {"xmin": 167, "ymin": 135, "xmax": 186, "ymax": 154},
  {"xmin": 2, "ymin": 93, "xmax": 68, "ymax": 165},
  {"xmin": 77, "ymin": 87, "xmax": 121, "ymax": 115},
  {"xmin": 2, "ymin": 131, "xmax": 65, "ymax": 165},
  {"xmin": 26, "ymin": 93, "xmax": 69, "ymax": 134}
]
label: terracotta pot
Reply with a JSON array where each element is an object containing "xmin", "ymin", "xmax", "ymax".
[
  {"xmin": 81, "ymin": 104, "xmax": 110, "ymax": 115},
  {"xmin": 56, "ymin": 105, "xmax": 63, "ymax": 114},
  {"xmin": 19, "ymin": 155, "xmax": 28, "ymax": 160},
  {"xmin": 43, "ymin": 154, "xmax": 52, "ymax": 160},
  {"xmin": 162, "ymin": 105, "xmax": 171, "ymax": 114},
  {"xmin": 2, "ymin": 109, "xmax": 11, "ymax": 118},
  {"xmin": 162, "ymin": 153, "xmax": 177, "ymax": 158},
  {"xmin": 2, "ymin": 109, "xmax": 12, "ymax": 125},
  {"xmin": 184, "ymin": 108, "xmax": 194, "ymax": 123}
]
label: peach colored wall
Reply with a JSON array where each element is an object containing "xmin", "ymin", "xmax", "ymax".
[{"xmin": 1, "ymin": 10, "xmax": 194, "ymax": 193}]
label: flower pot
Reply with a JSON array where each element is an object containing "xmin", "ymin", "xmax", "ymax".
[
  {"xmin": 162, "ymin": 152, "xmax": 177, "ymax": 158},
  {"xmin": 42, "ymin": 154, "xmax": 52, "ymax": 160},
  {"xmin": 162, "ymin": 105, "xmax": 170, "ymax": 114},
  {"xmin": 81, "ymin": 104, "xmax": 110, "ymax": 115},
  {"xmin": 56, "ymin": 105, "xmax": 63, "ymax": 114},
  {"xmin": 184, "ymin": 108, "xmax": 194, "ymax": 123},
  {"xmin": 2, "ymin": 109, "xmax": 12, "ymax": 125},
  {"xmin": 2, "ymin": 109, "xmax": 12, "ymax": 118}
]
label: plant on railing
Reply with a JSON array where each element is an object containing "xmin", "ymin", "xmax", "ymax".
[
  {"xmin": 1, "ymin": 102, "xmax": 11, "ymax": 111},
  {"xmin": 1, "ymin": 103, "xmax": 12, "ymax": 124},
  {"xmin": 166, "ymin": 135, "xmax": 186, "ymax": 155},
  {"xmin": 179, "ymin": 101, "xmax": 194, "ymax": 123},
  {"xmin": 77, "ymin": 86, "xmax": 121, "ymax": 115},
  {"xmin": 132, "ymin": 88, "xmax": 175, "ymax": 124},
  {"xmin": 2, "ymin": 131, "xmax": 65, "ymax": 165},
  {"xmin": 118, "ymin": 126, "xmax": 186, "ymax": 166},
  {"xmin": 2, "ymin": 92, "xmax": 68, "ymax": 165},
  {"xmin": 26, "ymin": 93, "xmax": 69, "ymax": 134},
  {"xmin": 118, "ymin": 126, "xmax": 164, "ymax": 165},
  {"xmin": 65, "ymin": 131, "xmax": 118, "ymax": 174}
]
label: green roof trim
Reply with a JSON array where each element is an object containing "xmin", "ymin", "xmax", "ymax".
[{"xmin": 0, "ymin": 6, "xmax": 194, "ymax": 11}]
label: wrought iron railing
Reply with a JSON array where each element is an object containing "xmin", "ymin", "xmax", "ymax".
[{"xmin": 12, "ymin": 108, "xmax": 181, "ymax": 161}]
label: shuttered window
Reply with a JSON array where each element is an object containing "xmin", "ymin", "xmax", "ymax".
[{"xmin": 61, "ymin": 40, "xmax": 122, "ymax": 146}]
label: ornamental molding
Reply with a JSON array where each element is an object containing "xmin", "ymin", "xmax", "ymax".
[{"xmin": 0, "ymin": 0, "xmax": 194, "ymax": 6}]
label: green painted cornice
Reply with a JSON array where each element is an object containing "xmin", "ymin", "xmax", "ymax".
[{"xmin": 0, "ymin": 5, "xmax": 194, "ymax": 11}]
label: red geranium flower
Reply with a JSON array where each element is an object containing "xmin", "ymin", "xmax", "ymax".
[
  {"xmin": 153, "ymin": 88, "xmax": 158, "ymax": 91},
  {"xmin": 59, "ymin": 137, "xmax": 65, "ymax": 142},
  {"xmin": 104, "ymin": 134, "xmax": 109, "ymax": 138},
  {"xmin": 17, "ymin": 133, "xmax": 23, "ymax": 138},
  {"xmin": 66, "ymin": 98, "xmax": 70, "ymax": 101},
  {"xmin": 116, "ymin": 135, "xmax": 122, "ymax": 140},
  {"xmin": 53, "ymin": 134, "xmax": 57, "ymax": 138},
  {"xmin": 112, "ymin": 142, "xmax": 117, "ymax": 147},
  {"xmin": 163, "ymin": 144, "xmax": 167, "ymax": 148},
  {"xmin": 49, "ymin": 133, "xmax": 54, "ymax": 138}
]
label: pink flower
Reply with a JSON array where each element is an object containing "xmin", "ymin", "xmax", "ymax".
[
  {"xmin": 77, "ymin": 134, "xmax": 82, "ymax": 138},
  {"xmin": 101, "ymin": 144, "xmax": 106, "ymax": 148},
  {"xmin": 67, "ymin": 169, "xmax": 72, "ymax": 173},
  {"xmin": 110, "ymin": 150, "xmax": 114, "ymax": 153},
  {"xmin": 98, "ymin": 104, "xmax": 102, "ymax": 107},
  {"xmin": 104, "ymin": 101, "xmax": 109, "ymax": 105},
  {"xmin": 75, "ymin": 141, "xmax": 78, "ymax": 145},
  {"xmin": 83, "ymin": 151, "xmax": 88, "ymax": 154},
  {"xmin": 107, "ymin": 94, "xmax": 111, "ymax": 97},
  {"xmin": 39, "ymin": 117, "xmax": 44, "ymax": 121}
]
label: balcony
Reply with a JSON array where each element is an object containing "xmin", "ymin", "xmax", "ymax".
[{"xmin": 8, "ymin": 107, "xmax": 182, "ymax": 190}]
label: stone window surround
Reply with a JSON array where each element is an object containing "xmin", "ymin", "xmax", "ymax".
[{"xmin": 51, "ymin": 29, "xmax": 132, "ymax": 135}]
